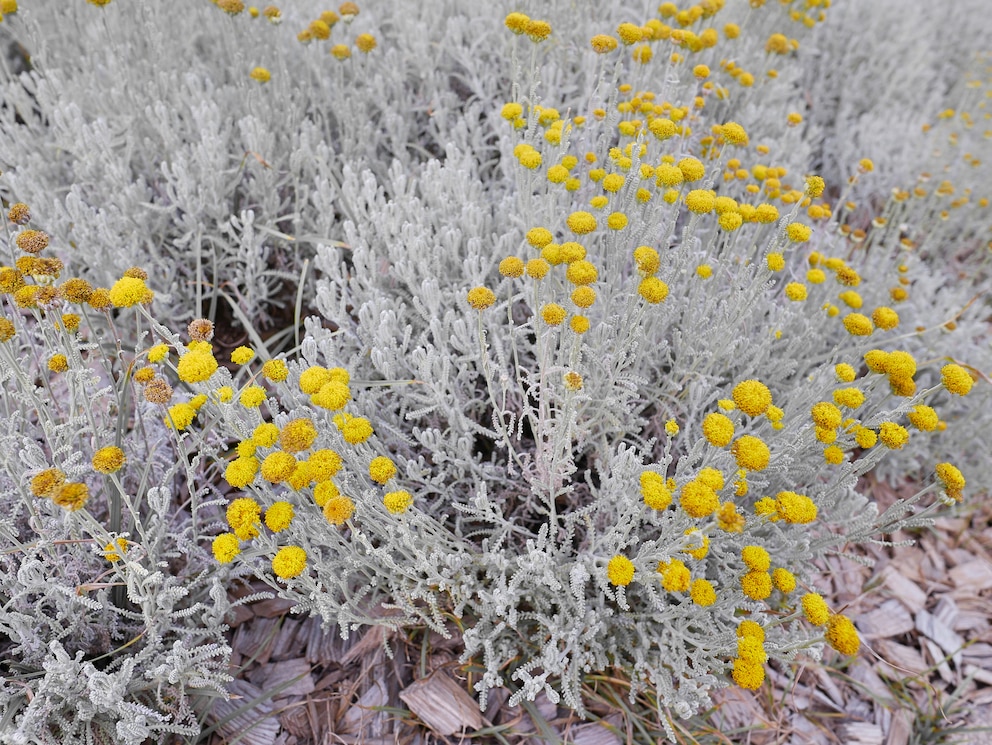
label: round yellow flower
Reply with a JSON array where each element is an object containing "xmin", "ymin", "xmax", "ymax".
[
  {"xmin": 323, "ymin": 495, "xmax": 355, "ymax": 525},
  {"xmin": 772, "ymin": 568, "xmax": 796, "ymax": 593},
  {"xmin": 384, "ymin": 490, "xmax": 413, "ymax": 514},
  {"xmin": 92, "ymin": 446, "xmax": 126, "ymax": 474},
  {"xmin": 309, "ymin": 449, "xmax": 343, "ymax": 481},
  {"xmin": 108, "ymin": 276, "xmax": 153, "ymax": 308},
  {"xmin": 231, "ymin": 346, "xmax": 254, "ymax": 365},
  {"xmin": 732, "ymin": 658, "xmax": 765, "ymax": 690},
  {"xmin": 940, "ymin": 363, "xmax": 974, "ymax": 395},
  {"xmin": 740, "ymin": 570, "xmax": 772, "ymax": 600},
  {"xmin": 690, "ymin": 578, "xmax": 716, "ymax": 606},
  {"xmin": 801, "ymin": 592, "xmax": 830, "ymax": 625},
  {"xmin": 261, "ymin": 451, "xmax": 297, "ymax": 483},
  {"xmin": 212, "ymin": 533, "xmax": 241, "ymax": 564},
  {"xmin": 262, "ymin": 358, "xmax": 289, "ymax": 382},
  {"xmin": 369, "ymin": 455, "xmax": 397, "ymax": 484},
  {"xmin": 732, "ymin": 380, "xmax": 771, "ymax": 417},
  {"xmin": 225, "ymin": 456, "xmax": 258, "ymax": 488},
  {"xmin": 177, "ymin": 348, "xmax": 218, "ymax": 383},
  {"xmin": 825, "ymin": 614, "xmax": 860, "ymax": 655},
  {"xmin": 685, "ymin": 189, "xmax": 715, "ymax": 214},
  {"xmin": 657, "ymin": 559, "xmax": 690, "ymax": 592},
  {"xmin": 590, "ymin": 34, "xmax": 618, "ymax": 53},
  {"xmin": 640, "ymin": 471, "xmax": 672, "ymax": 510},
  {"xmin": 878, "ymin": 421, "xmax": 909, "ymax": 449},
  {"xmin": 499, "ymin": 256, "xmax": 525, "ymax": 277},
  {"xmin": 872, "ymin": 306, "xmax": 899, "ymax": 330},
  {"xmin": 680, "ymin": 480, "xmax": 719, "ymax": 518},
  {"xmin": 467, "ymin": 286, "xmax": 496, "ymax": 310},
  {"xmin": 730, "ymin": 435, "xmax": 771, "ymax": 471},
  {"xmin": 272, "ymin": 545, "xmax": 307, "ymax": 579},
  {"xmin": 935, "ymin": 462, "xmax": 965, "ymax": 499},
  {"xmin": 785, "ymin": 222, "xmax": 812, "ymax": 242},
  {"xmin": 720, "ymin": 121, "xmax": 748, "ymax": 146},
  {"xmin": 355, "ymin": 33, "xmax": 377, "ymax": 53},
  {"xmin": 265, "ymin": 501, "xmax": 295, "ymax": 532},
  {"xmin": 607, "ymin": 555, "xmax": 635, "ymax": 586},
  {"xmin": 233, "ymin": 385, "xmax": 266, "ymax": 409},
  {"xmin": 775, "ymin": 491, "xmax": 817, "ymax": 524},
  {"xmin": 102, "ymin": 537, "xmax": 129, "ymax": 562},
  {"xmin": 907, "ymin": 404, "xmax": 938, "ymax": 431},
  {"xmin": 279, "ymin": 418, "xmax": 318, "ymax": 452},
  {"xmin": 741, "ymin": 545, "xmax": 770, "ymax": 572},
  {"xmin": 249, "ymin": 67, "xmax": 271, "ymax": 83},
  {"xmin": 339, "ymin": 416, "xmax": 373, "ymax": 444},
  {"xmin": 638, "ymin": 277, "xmax": 669, "ymax": 304},
  {"xmin": 566, "ymin": 211, "xmax": 597, "ymax": 235},
  {"xmin": 701, "ymin": 412, "xmax": 734, "ymax": 447},
  {"xmin": 842, "ymin": 313, "xmax": 874, "ymax": 336},
  {"xmin": 540, "ymin": 303, "xmax": 567, "ymax": 326}
]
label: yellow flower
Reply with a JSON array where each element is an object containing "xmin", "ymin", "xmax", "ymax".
[
  {"xmin": 384, "ymin": 490, "xmax": 413, "ymax": 514},
  {"xmin": 633, "ymin": 246, "xmax": 660, "ymax": 275},
  {"xmin": 842, "ymin": 313, "xmax": 874, "ymax": 336},
  {"xmin": 339, "ymin": 415, "xmax": 373, "ymax": 444},
  {"xmin": 685, "ymin": 189, "xmax": 715, "ymax": 214},
  {"xmin": 775, "ymin": 491, "xmax": 817, "ymax": 524},
  {"xmin": 834, "ymin": 363, "xmax": 856, "ymax": 382},
  {"xmin": 940, "ymin": 363, "xmax": 974, "ymax": 395},
  {"xmin": 565, "ymin": 260, "xmax": 597, "ymax": 286},
  {"xmin": 811, "ymin": 401, "xmax": 842, "ymax": 430},
  {"xmin": 701, "ymin": 412, "xmax": 734, "ymax": 447},
  {"xmin": 741, "ymin": 545, "xmax": 770, "ymax": 572},
  {"xmin": 265, "ymin": 501, "xmax": 295, "ymax": 532},
  {"xmin": 48, "ymin": 354, "xmax": 68, "ymax": 373},
  {"xmin": 872, "ymin": 306, "xmax": 899, "ymax": 330},
  {"xmin": 92, "ymin": 446, "xmax": 125, "ymax": 474},
  {"xmin": 466, "ymin": 286, "xmax": 496, "ymax": 310},
  {"xmin": 309, "ymin": 449, "xmax": 343, "ymax": 481},
  {"xmin": 717, "ymin": 501, "xmax": 745, "ymax": 532},
  {"xmin": 262, "ymin": 359, "xmax": 289, "ymax": 382},
  {"xmin": 732, "ymin": 380, "xmax": 772, "ymax": 417},
  {"xmin": 607, "ymin": 555, "xmax": 635, "ymax": 586},
  {"xmin": 935, "ymin": 462, "xmax": 965, "ymax": 500},
  {"xmin": 740, "ymin": 570, "xmax": 771, "ymax": 600},
  {"xmin": 227, "ymin": 497, "xmax": 262, "ymax": 536},
  {"xmin": 690, "ymin": 578, "xmax": 716, "ymax": 606},
  {"xmin": 254, "ymin": 422, "xmax": 279, "ymax": 447},
  {"xmin": 369, "ymin": 455, "xmax": 397, "ymax": 484},
  {"xmin": 323, "ymin": 495, "xmax": 355, "ymax": 525},
  {"xmin": 164, "ymin": 402, "xmax": 197, "ymax": 430},
  {"xmin": 526, "ymin": 258, "xmax": 550, "ymax": 279},
  {"xmin": 148, "ymin": 343, "xmax": 169, "ymax": 363},
  {"xmin": 313, "ymin": 480, "xmax": 340, "ymax": 507},
  {"xmin": 737, "ymin": 620, "xmax": 765, "ymax": 642},
  {"xmin": 805, "ymin": 175, "xmax": 825, "ymax": 197},
  {"xmin": 566, "ymin": 211, "xmax": 597, "ymax": 235},
  {"xmin": 680, "ymin": 480, "xmax": 719, "ymax": 518},
  {"xmin": 825, "ymin": 614, "xmax": 860, "ymax": 655},
  {"xmin": 108, "ymin": 276, "xmax": 153, "ymax": 307},
  {"xmin": 249, "ymin": 67, "xmax": 271, "ymax": 83},
  {"xmin": 499, "ymin": 256, "xmax": 524, "ymax": 278},
  {"xmin": 102, "ymin": 537, "xmax": 129, "ymax": 562},
  {"xmin": 785, "ymin": 222, "xmax": 812, "ymax": 242},
  {"xmin": 732, "ymin": 435, "xmax": 770, "ymax": 472},
  {"xmin": 737, "ymin": 637, "xmax": 767, "ymax": 664},
  {"xmin": 590, "ymin": 34, "xmax": 618, "ymax": 53},
  {"xmin": 907, "ymin": 404, "xmax": 938, "ymax": 431},
  {"xmin": 766, "ymin": 253, "xmax": 785, "ymax": 272},
  {"xmin": 355, "ymin": 33, "xmax": 376, "ymax": 53},
  {"xmin": 279, "ymin": 418, "xmax": 318, "ymax": 452},
  {"xmin": 878, "ymin": 421, "xmax": 909, "ymax": 449},
  {"xmin": 331, "ymin": 44, "xmax": 351, "ymax": 60},
  {"xmin": 833, "ymin": 387, "xmax": 864, "ymax": 409},
  {"xmin": 504, "ymin": 11, "xmax": 529, "ymax": 34},
  {"xmin": 240, "ymin": 385, "xmax": 267, "ymax": 408},
  {"xmin": 732, "ymin": 658, "xmax": 764, "ymax": 690},
  {"xmin": 177, "ymin": 348, "xmax": 218, "ymax": 383},
  {"xmin": 772, "ymin": 568, "xmax": 796, "ymax": 593},
  {"xmin": 801, "ymin": 592, "xmax": 830, "ymax": 625},
  {"xmin": 261, "ymin": 451, "xmax": 297, "ymax": 483},
  {"xmin": 540, "ymin": 303, "xmax": 567, "ymax": 326},
  {"xmin": 212, "ymin": 533, "xmax": 241, "ymax": 564},
  {"xmin": 720, "ymin": 121, "xmax": 748, "ymax": 146},
  {"xmin": 312, "ymin": 380, "xmax": 351, "ymax": 410},
  {"xmin": 640, "ymin": 471, "xmax": 672, "ymax": 510},
  {"xmin": 272, "ymin": 546, "xmax": 307, "ymax": 579},
  {"xmin": 657, "ymin": 558, "xmax": 691, "ymax": 592},
  {"xmin": 616, "ymin": 22, "xmax": 643, "ymax": 45},
  {"xmin": 231, "ymin": 346, "xmax": 255, "ymax": 364},
  {"xmin": 678, "ymin": 157, "xmax": 705, "ymax": 182},
  {"xmin": 785, "ymin": 282, "xmax": 807, "ymax": 301},
  {"xmin": 665, "ymin": 419, "xmax": 679, "ymax": 436},
  {"xmin": 637, "ymin": 277, "xmax": 669, "ymax": 304}
]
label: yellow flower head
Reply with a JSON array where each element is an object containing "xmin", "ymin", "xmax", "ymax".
[
  {"xmin": 935, "ymin": 462, "xmax": 965, "ymax": 499},
  {"xmin": 801, "ymin": 592, "xmax": 830, "ymax": 625},
  {"xmin": 92, "ymin": 446, "xmax": 126, "ymax": 474},
  {"xmin": 177, "ymin": 347, "xmax": 218, "ymax": 384},
  {"xmin": 680, "ymin": 480, "xmax": 719, "ymax": 518},
  {"xmin": 279, "ymin": 418, "xmax": 318, "ymax": 452},
  {"xmin": 212, "ymin": 533, "xmax": 241, "ymax": 564},
  {"xmin": 264, "ymin": 501, "xmax": 295, "ymax": 532},
  {"xmin": 369, "ymin": 455, "xmax": 397, "ymax": 484},
  {"xmin": 702, "ymin": 412, "xmax": 734, "ymax": 447},
  {"xmin": 607, "ymin": 555, "xmax": 635, "ymax": 586},
  {"xmin": 741, "ymin": 545, "xmax": 770, "ymax": 572},
  {"xmin": 825, "ymin": 614, "xmax": 860, "ymax": 655},
  {"xmin": 775, "ymin": 491, "xmax": 817, "ymax": 524},
  {"xmin": 740, "ymin": 570, "xmax": 772, "ymax": 600},
  {"xmin": 657, "ymin": 558, "xmax": 691, "ymax": 592},
  {"xmin": 108, "ymin": 276, "xmax": 153, "ymax": 308},
  {"xmin": 640, "ymin": 471, "xmax": 672, "ymax": 510},
  {"xmin": 940, "ymin": 364, "xmax": 974, "ymax": 396},
  {"xmin": 732, "ymin": 380, "xmax": 772, "ymax": 417},
  {"xmin": 384, "ymin": 489, "xmax": 413, "ymax": 514},
  {"xmin": 231, "ymin": 346, "xmax": 255, "ymax": 365},
  {"xmin": 272, "ymin": 545, "xmax": 307, "ymax": 579}
]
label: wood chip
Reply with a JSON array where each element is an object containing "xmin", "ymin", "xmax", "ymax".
[
  {"xmin": 857, "ymin": 599, "xmax": 915, "ymax": 639},
  {"xmin": 249, "ymin": 658, "xmax": 315, "ymax": 699},
  {"xmin": 253, "ymin": 596, "xmax": 296, "ymax": 618},
  {"xmin": 566, "ymin": 715, "xmax": 623, "ymax": 745},
  {"xmin": 885, "ymin": 709, "xmax": 912, "ymax": 745},
  {"xmin": 340, "ymin": 680, "xmax": 389, "ymax": 736},
  {"xmin": 839, "ymin": 722, "xmax": 883, "ymax": 745},
  {"xmin": 879, "ymin": 564, "xmax": 927, "ymax": 613},
  {"xmin": 399, "ymin": 671, "xmax": 484, "ymax": 735},
  {"xmin": 875, "ymin": 640, "xmax": 928, "ymax": 677},
  {"xmin": 210, "ymin": 678, "xmax": 281, "ymax": 745},
  {"xmin": 916, "ymin": 609, "xmax": 965, "ymax": 664},
  {"xmin": 949, "ymin": 559, "xmax": 992, "ymax": 593},
  {"xmin": 921, "ymin": 638, "xmax": 954, "ymax": 684}
]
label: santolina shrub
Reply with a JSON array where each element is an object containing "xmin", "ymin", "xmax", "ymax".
[{"xmin": 1, "ymin": 0, "xmax": 990, "ymax": 740}]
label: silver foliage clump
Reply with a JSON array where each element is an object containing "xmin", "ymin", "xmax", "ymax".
[{"xmin": 0, "ymin": 0, "xmax": 989, "ymax": 738}]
